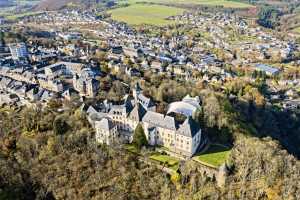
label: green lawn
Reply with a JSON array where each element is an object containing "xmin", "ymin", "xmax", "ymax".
[
  {"xmin": 124, "ymin": 144, "xmax": 140, "ymax": 153},
  {"xmin": 150, "ymin": 154, "xmax": 179, "ymax": 171},
  {"xmin": 109, "ymin": 4, "xmax": 185, "ymax": 25},
  {"xmin": 194, "ymin": 144, "xmax": 231, "ymax": 168}
]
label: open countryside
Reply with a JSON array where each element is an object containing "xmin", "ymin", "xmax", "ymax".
[
  {"xmin": 109, "ymin": 4, "xmax": 185, "ymax": 25},
  {"xmin": 111, "ymin": 0, "xmax": 253, "ymax": 25},
  {"xmin": 1, "ymin": 0, "xmax": 253, "ymax": 24},
  {"xmin": 124, "ymin": 0, "xmax": 254, "ymax": 8}
]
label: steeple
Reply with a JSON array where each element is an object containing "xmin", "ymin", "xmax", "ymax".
[
  {"xmin": 133, "ymin": 82, "xmax": 142, "ymax": 102},
  {"xmin": 134, "ymin": 82, "xmax": 142, "ymax": 92}
]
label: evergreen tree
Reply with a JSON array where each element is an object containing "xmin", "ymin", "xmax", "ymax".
[
  {"xmin": 133, "ymin": 124, "xmax": 147, "ymax": 150},
  {"xmin": 53, "ymin": 116, "xmax": 69, "ymax": 135}
]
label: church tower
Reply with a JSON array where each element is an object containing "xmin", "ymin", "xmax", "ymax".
[{"xmin": 132, "ymin": 82, "xmax": 142, "ymax": 103}]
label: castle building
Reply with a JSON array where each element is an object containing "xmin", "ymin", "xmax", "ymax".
[
  {"xmin": 73, "ymin": 68, "xmax": 100, "ymax": 97},
  {"xmin": 86, "ymin": 84, "xmax": 205, "ymax": 158}
]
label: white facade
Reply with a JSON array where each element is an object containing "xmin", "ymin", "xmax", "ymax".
[
  {"xmin": 95, "ymin": 118, "xmax": 118, "ymax": 145},
  {"xmin": 88, "ymin": 86, "xmax": 204, "ymax": 158},
  {"xmin": 9, "ymin": 43, "xmax": 28, "ymax": 60},
  {"xmin": 90, "ymin": 99, "xmax": 203, "ymax": 157},
  {"xmin": 143, "ymin": 117, "xmax": 202, "ymax": 157}
]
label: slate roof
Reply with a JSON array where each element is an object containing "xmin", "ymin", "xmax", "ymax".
[
  {"xmin": 62, "ymin": 88, "xmax": 78, "ymax": 99},
  {"xmin": 89, "ymin": 112, "xmax": 108, "ymax": 122},
  {"xmin": 87, "ymin": 106, "xmax": 98, "ymax": 116},
  {"xmin": 46, "ymin": 63, "xmax": 65, "ymax": 73},
  {"xmin": 40, "ymin": 90, "xmax": 52, "ymax": 101},
  {"xmin": 109, "ymin": 105, "xmax": 124, "ymax": 115},
  {"xmin": 137, "ymin": 93, "xmax": 155, "ymax": 109},
  {"xmin": 79, "ymin": 103, "xmax": 89, "ymax": 112},
  {"xmin": 95, "ymin": 118, "xmax": 115, "ymax": 131},
  {"xmin": 134, "ymin": 82, "xmax": 142, "ymax": 92},
  {"xmin": 134, "ymin": 83, "xmax": 155, "ymax": 110},
  {"xmin": 142, "ymin": 111, "xmax": 177, "ymax": 131},
  {"xmin": 123, "ymin": 95, "xmax": 134, "ymax": 114},
  {"xmin": 129, "ymin": 103, "xmax": 147, "ymax": 121},
  {"xmin": 147, "ymin": 126, "xmax": 157, "ymax": 135},
  {"xmin": 255, "ymin": 64, "xmax": 279, "ymax": 75},
  {"xmin": 0, "ymin": 76, "xmax": 12, "ymax": 88},
  {"xmin": 167, "ymin": 95, "xmax": 200, "ymax": 117},
  {"xmin": 176, "ymin": 117, "xmax": 200, "ymax": 137}
]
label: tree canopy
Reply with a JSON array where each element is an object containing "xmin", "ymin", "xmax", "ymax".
[{"xmin": 133, "ymin": 123, "xmax": 147, "ymax": 150}]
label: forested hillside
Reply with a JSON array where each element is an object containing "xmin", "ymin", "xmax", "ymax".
[
  {"xmin": 1, "ymin": 87, "xmax": 300, "ymax": 199},
  {"xmin": 35, "ymin": 0, "xmax": 114, "ymax": 10}
]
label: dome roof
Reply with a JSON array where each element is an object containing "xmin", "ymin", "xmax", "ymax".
[{"xmin": 167, "ymin": 95, "xmax": 200, "ymax": 117}]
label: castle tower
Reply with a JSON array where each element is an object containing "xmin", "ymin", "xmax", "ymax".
[{"xmin": 132, "ymin": 82, "xmax": 142, "ymax": 103}]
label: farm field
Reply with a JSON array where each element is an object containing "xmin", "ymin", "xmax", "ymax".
[
  {"xmin": 111, "ymin": 0, "xmax": 253, "ymax": 26},
  {"xmin": 109, "ymin": 4, "xmax": 185, "ymax": 26},
  {"xmin": 0, "ymin": 0, "xmax": 41, "ymax": 19},
  {"xmin": 123, "ymin": 0, "xmax": 253, "ymax": 8},
  {"xmin": 4, "ymin": 11, "xmax": 43, "ymax": 20}
]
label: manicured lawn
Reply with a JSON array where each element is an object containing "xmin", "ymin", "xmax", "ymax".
[
  {"xmin": 109, "ymin": 4, "xmax": 185, "ymax": 25},
  {"xmin": 124, "ymin": 144, "xmax": 139, "ymax": 154},
  {"xmin": 194, "ymin": 144, "xmax": 231, "ymax": 168},
  {"xmin": 150, "ymin": 154, "xmax": 179, "ymax": 171}
]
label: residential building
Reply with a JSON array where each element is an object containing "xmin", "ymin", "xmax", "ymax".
[
  {"xmin": 254, "ymin": 64, "xmax": 280, "ymax": 76},
  {"xmin": 9, "ymin": 43, "xmax": 29, "ymax": 60}
]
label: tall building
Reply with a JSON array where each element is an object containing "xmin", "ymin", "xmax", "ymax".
[
  {"xmin": 86, "ymin": 85, "xmax": 205, "ymax": 158},
  {"xmin": 9, "ymin": 43, "xmax": 29, "ymax": 60},
  {"xmin": 73, "ymin": 68, "xmax": 100, "ymax": 97}
]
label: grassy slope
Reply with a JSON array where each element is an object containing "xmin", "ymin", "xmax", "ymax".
[
  {"xmin": 109, "ymin": 4, "xmax": 185, "ymax": 25},
  {"xmin": 193, "ymin": 144, "xmax": 231, "ymax": 168}
]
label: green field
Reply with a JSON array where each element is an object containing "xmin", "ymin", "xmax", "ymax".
[
  {"xmin": 150, "ymin": 154, "xmax": 179, "ymax": 165},
  {"xmin": 150, "ymin": 154, "xmax": 179, "ymax": 171},
  {"xmin": 0, "ymin": 0, "xmax": 40, "ymax": 20},
  {"xmin": 123, "ymin": 0, "xmax": 253, "ymax": 8},
  {"xmin": 111, "ymin": 0, "xmax": 252, "ymax": 26},
  {"xmin": 4, "ymin": 11, "xmax": 43, "ymax": 20},
  {"xmin": 193, "ymin": 144, "xmax": 231, "ymax": 168},
  {"xmin": 109, "ymin": 4, "xmax": 185, "ymax": 25}
]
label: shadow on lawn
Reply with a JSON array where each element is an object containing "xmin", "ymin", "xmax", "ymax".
[{"xmin": 203, "ymin": 144, "xmax": 230, "ymax": 155}]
